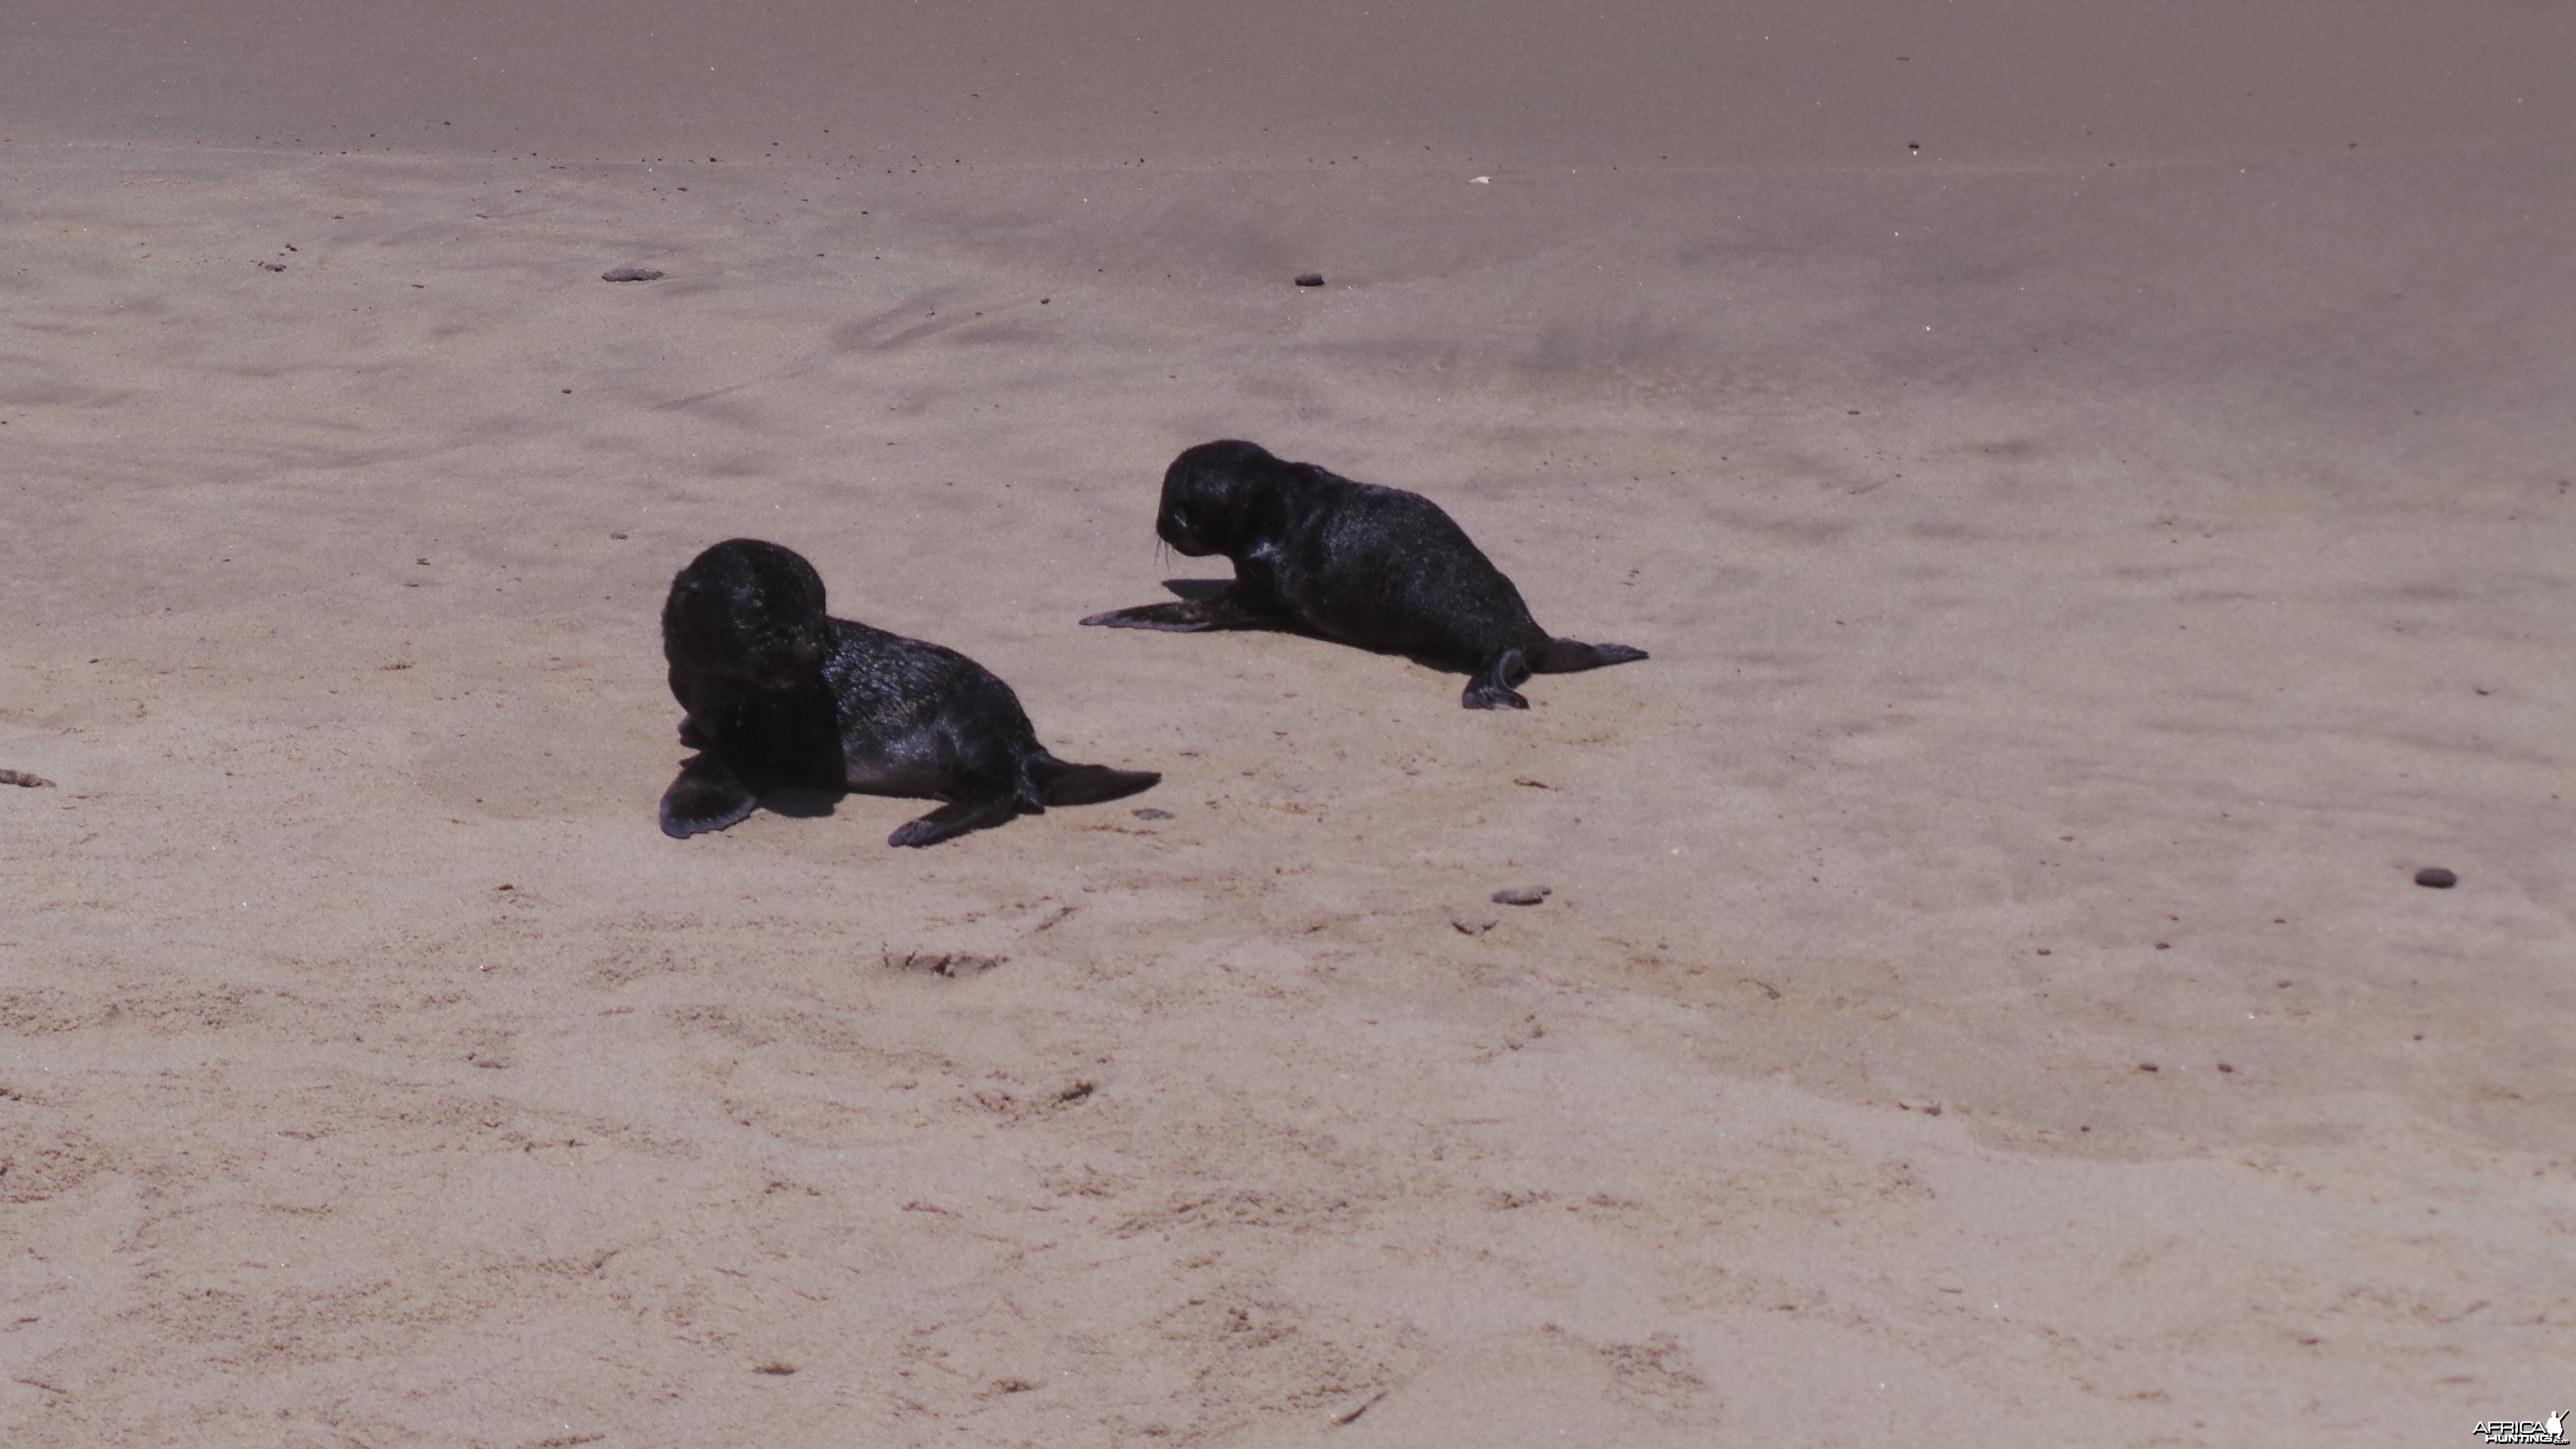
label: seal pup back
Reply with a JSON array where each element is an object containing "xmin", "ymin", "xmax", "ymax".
[
  {"xmin": 661, "ymin": 538, "xmax": 1159, "ymax": 845},
  {"xmin": 1081, "ymin": 440, "xmax": 1647, "ymax": 708}
]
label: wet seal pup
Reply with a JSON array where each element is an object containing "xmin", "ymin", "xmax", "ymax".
[
  {"xmin": 1081, "ymin": 440, "xmax": 1647, "ymax": 708},
  {"xmin": 661, "ymin": 538, "xmax": 1159, "ymax": 845}
]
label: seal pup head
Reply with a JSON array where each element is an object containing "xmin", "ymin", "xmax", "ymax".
[
  {"xmin": 662, "ymin": 538, "xmax": 832, "ymax": 689},
  {"xmin": 1154, "ymin": 439, "xmax": 1285, "ymax": 557}
]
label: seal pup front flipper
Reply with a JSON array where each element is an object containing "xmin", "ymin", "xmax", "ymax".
[
  {"xmin": 1079, "ymin": 585, "xmax": 1286, "ymax": 633},
  {"xmin": 660, "ymin": 754, "xmax": 761, "ymax": 838}
]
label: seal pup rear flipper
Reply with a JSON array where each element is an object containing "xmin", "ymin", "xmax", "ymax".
[
  {"xmin": 888, "ymin": 796, "xmax": 1025, "ymax": 849},
  {"xmin": 660, "ymin": 754, "xmax": 761, "ymax": 838},
  {"xmin": 1028, "ymin": 756, "xmax": 1162, "ymax": 807},
  {"xmin": 1464, "ymin": 640, "xmax": 1647, "ymax": 709},
  {"xmin": 1464, "ymin": 647, "xmax": 1535, "ymax": 711},
  {"xmin": 883, "ymin": 760, "xmax": 1158, "ymax": 848}
]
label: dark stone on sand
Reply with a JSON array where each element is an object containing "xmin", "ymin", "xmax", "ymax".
[
  {"xmin": 257, "ymin": 262, "xmax": 287, "ymax": 272},
  {"xmin": 1491, "ymin": 886, "xmax": 1551, "ymax": 906},
  {"xmin": 2414, "ymin": 867, "xmax": 2457, "ymax": 888},
  {"xmin": 602, "ymin": 267, "xmax": 665, "ymax": 282},
  {"xmin": 1133, "ymin": 807, "xmax": 1172, "ymax": 820},
  {"xmin": 1295, "ymin": 272, "xmax": 1324, "ymax": 287}
]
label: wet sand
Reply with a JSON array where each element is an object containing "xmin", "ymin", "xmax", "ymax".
[{"xmin": 3, "ymin": 3, "xmax": 2572, "ymax": 1443}]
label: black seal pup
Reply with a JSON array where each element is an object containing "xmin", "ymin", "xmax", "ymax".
[
  {"xmin": 1080, "ymin": 440, "xmax": 1647, "ymax": 708},
  {"xmin": 661, "ymin": 538, "xmax": 1159, "ymax": 845}
]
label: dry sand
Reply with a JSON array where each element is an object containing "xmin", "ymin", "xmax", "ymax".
[{"xmin": 4, "ymin": 3, "xmax": 2573, "ymax": 1444}]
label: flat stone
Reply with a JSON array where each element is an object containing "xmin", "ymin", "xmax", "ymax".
[
  {"xmin": 1491, "ymin": 886, "xmax": 1551, "ymax": 907},
  {"xmin": 2413, "ymin": 866, "xmax": 2458, "ymax": 888},
  {"xmin": 602, "ymin": 266, "xmax": 665, "ymax": 282}
]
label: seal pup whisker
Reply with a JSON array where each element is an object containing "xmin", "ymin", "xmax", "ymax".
[
  {"xmin": 661, "ymin": 538, "xmax": 1159, "ymax": 845},
  {"xmin": 1080, "ymin": 440, "xmax": 1647, "ymax": 708}
]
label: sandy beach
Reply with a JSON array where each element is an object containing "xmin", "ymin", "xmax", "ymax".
[{"xmin": 3, "ymin": 3, "xmax": 2573, "ymax": 1444}]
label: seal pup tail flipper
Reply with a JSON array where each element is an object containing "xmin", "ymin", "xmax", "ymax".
[
  {"xmin": 1463, "ymin": 648, "xmax": 1534, "ymax": 710},
  {"xmin": 1027, "ymin": 756, "xmax": 1162, "ymax": 807},
  {"xmin": 661, "ymin": 755, "xmax": 761, "ymax": 839},
  {"xmin": 1533, "ymin": 638, "xmax": 1649, "ymax": 674}
]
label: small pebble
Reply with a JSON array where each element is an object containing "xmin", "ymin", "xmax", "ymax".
[
  {"xmin": 610, "ymin": 532, "xmax": 629, "ymax": 541},
  {"xmin": 601, "ymin": 266, "xmax": 664, "ymax": 282},
  {"xmin": 2217, "ymin": 1063, "xmax": 2234, "ymax": 1073},
  {"xmin": 2413, "ymin": 867, "xmax": 2457, "ymax": 889},
  {"xmin": 1294, "ymin": 272, "xmax": 1325, "ymax": 287},
  {"xmin": 1, "ymin": 769, "xmax": 56, "ymax": 789},
  {"xmin": 1452, "ymin": 919, "xmax": 1498, "ymax": 936},
  {"xmin": 257, "ymin": 261, "xmax": 286, "ymax": 272},
  {"xmin": 2137, "ymin": 1062, "xmax": 2158, "ymax": 1072},
  {"xmin": 1492, "ymin": 886, "xmax": 1551, "ymax": 907},
  {"xmin": 1131, "ymin": 807, "xmax": 1172, "ymax": 820}
]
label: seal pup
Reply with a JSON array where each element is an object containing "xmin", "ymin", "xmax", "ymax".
[
  {"xmin": 661, "ymin": 538, "xmax": 1159, "ymax": 845},
  {"xmin": 1080, "ymin": 440, "xmax": 1647, "ymax": 708}
]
